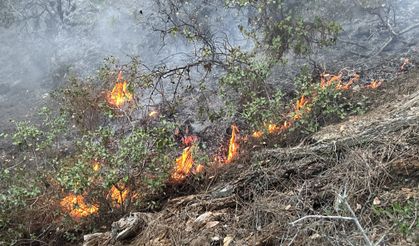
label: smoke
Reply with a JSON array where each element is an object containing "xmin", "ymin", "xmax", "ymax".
[{"xmin": 0, "ymin": 0, "xmax": 249, "ymax": 126}]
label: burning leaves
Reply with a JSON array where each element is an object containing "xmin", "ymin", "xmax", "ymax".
[
  {"xmin": 108, "ymin": 184, "xmax": 129, "ymax": 208},
  {"xmin": 60, "ymin": 194, "xmax": 99, "ymax": 219},
  {"xmin": 321, "ymin": 72, "xmax": 360, "ymax": 91},
  {"xmin": 107, "ymin": 71, "xmax": 133, "ymax": 108}
]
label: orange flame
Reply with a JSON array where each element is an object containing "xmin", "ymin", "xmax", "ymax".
[
  {"xmin": 281, "ymin": 121, "xmax": 291, "ymax": 131},
  {"xmin": 60, "ymin": 194, "xmax": 99, "ymax": 219},
  {"xmin": 336, "ymin": 74, "xmax": 359, "ymax": 91},
  {"xmin": 109, "ymin": 184, "xmax": 129, "ymax": 208},
  {"xmin": 321, "ymin": 73, "xmax": 342, "ymax": 88},
  {"xmin": 267, "ymin": 124, "xmax": 280, "ymax": 133},
  {"xmin": 193, "ymin": 164, "xmax": 205, "ymax": 174},
  {"xmin": 226, "ymin": 125, "xmax": 239, "ymax": 164},
  {"xmin": 107, "ymin": 71, "xmax": 133, "ymax": 108},
  {"xmin": 171, "ymin": 146, "xmax": 194, "ymax": 182},
  {"xmin": 366, "ymin": 80, "xmax": 382, "ymax": 89},
  {"xmin": 252, "ymin": 130, "xmax": 264, "ymax": 138},
  {"xmin": 293, "ymin": 95, "xmax": 310, "ymax": 120}
]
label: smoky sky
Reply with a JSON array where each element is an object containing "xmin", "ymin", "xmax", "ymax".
[{"xmin": 0, "ymin": 1, "xmax": 248, "ymax": 89}]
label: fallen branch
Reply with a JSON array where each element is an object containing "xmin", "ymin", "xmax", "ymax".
[
  {"xmin": 289, "ymin": 215, "xmax": 354, "ymax": 226},
  {"xmin": 290, "ymin": 192, "xmax": 373, "ymax": 246}
]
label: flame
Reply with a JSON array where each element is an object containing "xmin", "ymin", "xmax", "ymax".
[
  {"xmin": 193, "ymin": 164, "xmax": 205, "ymax": 174},
  {"xmin": 366, "ymin": 80, "xmax": 382, "ymax": 89},
  {"xmin": 60, "ymin": 194, "xmax": 99, "ymax": 219},
  {"xmin": 293, "ymin": 95, "xmax": 310, "ymax": 120},
  {"xmin": 109, "ymin": 184, "xmax": 129, "ymax": 208},
  {"xmin": 226, "ymin": 125, "xmax": 239, "ymax": 164},
  {"xmin": 171, "ymin": 146, "xmax": 194, "ymax": 182},
  {"xmin": 281, "ymin": 121, "xmax": 291, "ymax": 131},
  {"xmin": 92, "ymin": 160, "xmax": 101, "ymax": 172},
  {"xmin": 336, "ymin": 74, "xmax": 359, "ymax": 91},
  {"xmin": 182, "ymin": 135, "xmax": 198, "ymax": 146},
  {"xmin": 252, "ymin": 130, "xmax": 264, "ymax": 138},
  {"xmin": 107, "ymin": 71, "xmax": 133, "ymax": 108},
  {"xmin": 321, "ymin": 73, "xmax": 342, "ymax": 88},
  {"xmin": 267, "ymin": 123, "xmax": 280, "ymax": 133}
]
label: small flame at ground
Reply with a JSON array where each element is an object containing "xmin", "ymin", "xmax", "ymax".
[
  {"xmin": 366, "ymin": 80, "xmax": 382, "ymax": 89},
  {"xmin": 92, "ymin": 160, "xmax": 101, "ymax": 172},
  {"xmin": 226, "ymin": 125, "xmax": 239, "ymax": 164},
  {"xmin": 171, "ymin": 146, "xmax": 194, "ymax": 183},
  {"xmin": 60, "ymin": 194, "xmax": 98, "ymax": 219},
  {"xmin": 107, "ymin": 71, "xmax": 133, "ymax": 108},
  {"xmin": 293, "ymin": 95, "xmax": 310, "ymax": 120},
  {"xmin": 267, "ymin": 123, "xmax": 280, "ymax": 134},
  {"xmin": 252, "ymin": 130, "xmax": 264, "ymax": 138},
  {"xmin": 321, "ymin": 73, "xmax": 342, "ymax": 89},
  {"xmin": 193, "ymin": 164, "xmax": 205, "ymax": 174},
  {"xmin": 182, "ymin": 135, "xmax": 198, "ymax": 146},
  {"xmin": 109, "ymin": 184, "xmax": 129, "ymax": 208}
]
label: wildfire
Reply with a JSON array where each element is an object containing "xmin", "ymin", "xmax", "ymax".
[
  {"xmin": 252, "ymin": 130, "xmax": 264, "ymax": 138},
  {"xmin": 182, "ymin": 135, "xmax": 198, "ymax": 146},
  {"xmin": 321, "ymin": 73, "xmax": 342, "ymax": 89},
  {"xmin": 226, "ymin": 125, "xmax": 239, "ymax": 164},
  {"xmin": 321, "ymin": 72, "xmax": 361, "ymax": 91},
  {"xmin": 92, "ymin": 160, "xmax": 101, "ymax": 172},
  {"xmin": 336, "ymin": 73, "xmax": 359, "ymax": 91},
  {"xmin": 60, "ymin": 194, "xmax": 99, "ymax": 219},
  {"xmin": 107, "ymin": 71, "xmax": 133, "ymax": 108},
  {"xmin": 267, "ymin": 123, "xmax": 280, "ymax": 134},
  {"xmin": 171, "ymin": 146, "xmax": 194, "ymax": 183},
  {"xmin": 366, "ymin": 80, "xmax": 382, "ymax": 89},
  {"xmin": 293, "ymin": 95, "xmax": 310, "ymax": 120},
  {"xmin": 193, "ymin": 164, "xmax": 205, "ymax": 174},
  {"xmin": 109, "ymin": 184, "xmax": 129, "ymax": 208}
]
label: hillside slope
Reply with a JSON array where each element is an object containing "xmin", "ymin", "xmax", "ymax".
[{"xmin": 84, "ymin": 71, "xmax": 419, "ymax": 246}]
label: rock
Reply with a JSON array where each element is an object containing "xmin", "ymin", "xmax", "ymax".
[{"xmin": 111, "ymin": 212, "xmax": 152, "ymax": 241}]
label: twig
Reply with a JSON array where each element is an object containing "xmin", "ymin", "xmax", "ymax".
[
  {"xmin": 399, "ymin": 23, "xmax": 419, "ymax": 35},
  {"xmin": 290, "ymin": 192, "xmax": 374, "ymax": 246},
  {"xmin": 289, "ymin": 215, "xmax": 354, "ymax": 226},
  {"xmin": 341, "ymin": 196, "xmax": 373, "ymax": 246}
]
